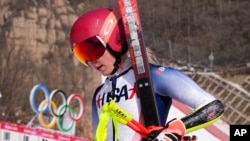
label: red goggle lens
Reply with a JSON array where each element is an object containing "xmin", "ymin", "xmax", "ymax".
[{"xmin": 73, "ymin": 37, "xmax": 106, "ymax": 65}]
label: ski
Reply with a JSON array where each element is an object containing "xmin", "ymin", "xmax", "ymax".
[{"xmin": 117, "ymin": 0, "xmax": 160, "ymax": 127}]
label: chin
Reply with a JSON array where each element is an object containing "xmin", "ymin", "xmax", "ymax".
[{"xmin": 99, "ymin": 70, "xmax": 109, "ymax": 76}]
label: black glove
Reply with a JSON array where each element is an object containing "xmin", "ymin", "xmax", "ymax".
[{"xmin": 145, "ymin": 119, "xmax": 186, "ymax": 141}]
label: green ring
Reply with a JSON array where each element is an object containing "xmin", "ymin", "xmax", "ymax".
[{"xmin": 57, "ymin": 104, "xmax": 76, "ymax": 132}]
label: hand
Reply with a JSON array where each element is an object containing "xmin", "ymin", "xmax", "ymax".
[
  {"xmin": 146, "ymin": 130, "xmax": 180, "ymax": 141},
  {"xmin": 145, "ymin": 119, "xmax": 186, "ymax": 141}
]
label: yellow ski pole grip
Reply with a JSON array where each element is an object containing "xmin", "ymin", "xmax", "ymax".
[{"xmin": 108, "ymin": 101, "xmax": 133, "ymax": 124}]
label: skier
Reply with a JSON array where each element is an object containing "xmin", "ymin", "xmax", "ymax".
[{"xmin": 69, "ymin": 8, "xmax": 224, "ymax": 141}]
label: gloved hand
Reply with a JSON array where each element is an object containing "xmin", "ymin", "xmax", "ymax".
[{"xmin": 145, "ymin": 119, "xmax": 186, "ymax": 141}]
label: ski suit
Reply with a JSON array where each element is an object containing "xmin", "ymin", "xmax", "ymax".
[{"xmin": 92, "ymin": 58, "xmax": 217, "ymax": 141}]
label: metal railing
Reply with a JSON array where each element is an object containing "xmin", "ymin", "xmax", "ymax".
[{"xmin": 185, "ymin": 72, "xmax": 250, "ymax": 124}]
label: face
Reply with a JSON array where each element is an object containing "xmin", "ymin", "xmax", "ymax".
[
  {"xmin": 72, "ymin": 36, "xmax": 118, "ymax": 76},
  {"xmin": 88, "ymin": 50, "xmax": 116, "ymax": 76}
]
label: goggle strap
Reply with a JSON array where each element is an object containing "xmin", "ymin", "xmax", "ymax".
[
  {"xmin": 96, "ymin": 35, "xmax": 107, "ymax": 48},
  {"xmin": 98, "ymin": 10, "xmax": 118, "ymax": 45}
]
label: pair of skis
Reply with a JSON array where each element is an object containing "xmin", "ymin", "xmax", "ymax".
[{"xmin": 117, "ymin": 0, "xmax": 160, "ymax": 128}]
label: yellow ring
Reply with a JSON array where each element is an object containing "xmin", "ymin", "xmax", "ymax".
[{"xmin": 38, "ymin": 100, "xmax": 57, "ymax": 129}]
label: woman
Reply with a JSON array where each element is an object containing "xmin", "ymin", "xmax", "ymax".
[{"xmin": 69, "ymin": 8, "xmax": 224, "ymax": 141}]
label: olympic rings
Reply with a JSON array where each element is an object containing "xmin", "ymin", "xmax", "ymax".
[{"xmin": 29, "ymin": 84, "xmax": 85, "ymax": 132}]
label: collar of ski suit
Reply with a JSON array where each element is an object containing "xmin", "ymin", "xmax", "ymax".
[{"xmin": 107, "ymin": 57, "xmax": 132, "ymax": 79}]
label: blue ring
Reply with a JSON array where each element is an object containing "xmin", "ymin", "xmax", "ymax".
[{"xmin": 30, "ymin": 84, "xmax": 50, "ymax": 114}]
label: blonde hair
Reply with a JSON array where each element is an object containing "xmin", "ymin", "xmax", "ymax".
[
  {"xmin": 146, "ymin": 47, "xmax": 160, "ymax": 65},
  {"xmin": 126, "ymin": 47, "xmax": 160, "ymax": 65}
]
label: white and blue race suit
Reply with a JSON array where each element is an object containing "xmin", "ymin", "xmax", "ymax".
[{"xmin": 92, "ymin": 59, "xmax": 220, "ymax": 141}]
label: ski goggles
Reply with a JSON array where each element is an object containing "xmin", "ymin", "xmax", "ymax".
[{"xmin": 73, "ymin": 36, "xmax": 106, "ymax": 66}]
